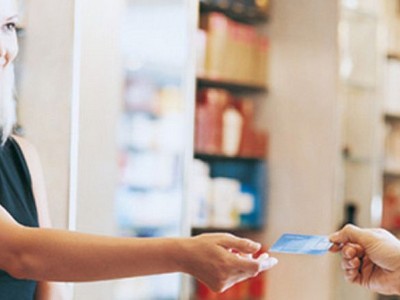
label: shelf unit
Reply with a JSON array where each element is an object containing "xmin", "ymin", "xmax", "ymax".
[
  {"xmin": 192, "ymin": 1, "xmax": 270, "ymax": 227},
  {"xmin": 380, "ymin": 0, "xmax": 400, "ymax": 244},
  {"xmin": 114, "ymin": 1, "xmax": 196, "ymax": 299},
  {"xmin": 190, "ymin": 1, "xmax": 270, "ymax": 299},
  {"xmin": 335, "ymin": 1, "xmax": 383, "ymax": 300}
]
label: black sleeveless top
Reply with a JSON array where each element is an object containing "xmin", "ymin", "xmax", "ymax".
[{"xmin": 0, "ymin": 137, "xmax": 39, "ymax": 299}]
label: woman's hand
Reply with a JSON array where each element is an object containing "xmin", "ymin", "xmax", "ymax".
[{"xmin": 179, "ymin": 233, "xmax": 278, "ymax": 293}]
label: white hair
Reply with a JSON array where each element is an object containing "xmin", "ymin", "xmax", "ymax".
[{"xmin": 0, "ymin": 64, "xmax": 16, "ymax": 145}]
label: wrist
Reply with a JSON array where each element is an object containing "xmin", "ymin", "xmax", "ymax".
[{"xmin": 165, "ymin": 237, "xmax": 192, "ymax": 274}]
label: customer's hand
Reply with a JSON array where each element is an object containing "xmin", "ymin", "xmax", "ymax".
[
  {"xmin": 330, "ymin": 224, "xmax": 400, "ymax": 295},
  {"xmin": 180, "ymin": 233, "xmax": 277, "ymax": 293}
]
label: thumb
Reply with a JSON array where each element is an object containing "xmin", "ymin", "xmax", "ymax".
[
  {"xmin": 330, "ymin": 224, "xmax": 374, "ymax": 247},
  {"xmin": 219, "ymin": 234, "xmax": 261, "ymax": 254}
]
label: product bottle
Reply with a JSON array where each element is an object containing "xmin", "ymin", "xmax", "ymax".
[{"xmin": 222, "ymin": 104, "xmax": 243, "ymax": 156}]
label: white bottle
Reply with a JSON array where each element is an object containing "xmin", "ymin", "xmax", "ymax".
[{"xmin": 222, "ymin": 106, "xmax": 243, "ymax": 156}]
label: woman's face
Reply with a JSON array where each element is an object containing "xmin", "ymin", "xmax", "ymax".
[{"xmin": 0, "ymin": 0, "xmax": 18, "ymax": 70}]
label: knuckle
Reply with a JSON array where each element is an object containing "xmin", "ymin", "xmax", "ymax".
[
  {"xmin": 343, "ymin": 224, "xmax": 355, "ymax": 232},
  {"xmin": 221, "ymin": 232, "xmax": 235, "ymax": 239}
]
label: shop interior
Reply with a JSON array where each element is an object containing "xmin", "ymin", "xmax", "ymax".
[{"xmin": 14, "ymin": 0, "xmax": 400, "ymax": 299}]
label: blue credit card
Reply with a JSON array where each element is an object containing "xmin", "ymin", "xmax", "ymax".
[{"xmin": 269, "ymin": 234, "xmax": 333, "ymax": 255}]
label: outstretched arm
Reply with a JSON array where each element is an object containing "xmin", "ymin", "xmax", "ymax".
[
  {"xmin": 4, "ymin": 136, "xmax": 278, "ymax": 293},
  {"xmin": 0, "ymin": 207, "xmax": 276, "ymax": 292}
]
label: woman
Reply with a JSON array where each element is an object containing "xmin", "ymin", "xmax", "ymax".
[{"xmin": 0, "ymin": 0, "xmax": 278, "ymax": 299}]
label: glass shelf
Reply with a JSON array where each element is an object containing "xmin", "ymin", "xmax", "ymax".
[
  {"xmin": 195, "ymin": 152, "xmax": 265, "ymax": 162},
  {"xmin": 192, "ymin": 225, "xmax": 263, "ymax": 235},
  {"xmin": 199, "ymin": 1, "xmax": 269, "ymax": 25},
  {"xmin": 197, "ymin": 76, "xmax": 268, "ymax": 93},
  {"xmin": 342, "ymin": 155, "xmax": 376, "ymax": 165},
  {"xmin": 340, "ymin": 79, "xmax": 377, "ymax": 91}
]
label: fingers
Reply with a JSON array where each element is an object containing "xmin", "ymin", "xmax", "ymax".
[
  {"xmin": 341, "ymin": 256, "xmax": 361, "ymax": 270},
  {"xmin": 330, "ymin": 224, "xmax": 364, "ymax": 244},
  {"xmin": 330, "ymin": 224, "xmax": 374, "ymax": 248},
  {"xmin": 329, "ymin": 243, "xmax": 342, "ymax": 253},
  {"xmin": 344, "ymin": 268, "xmax": 360, "ymax": 283},
  {"xmin": 218, "ymin": 234, "xmax": 261, "ymax": 254},
  {"xmin": 342, "ymin": 243, "xmax": 364, "ymax": 259},
  {"xmin": 339, "ymin": 243, "xmax": 364, "ymax": 284}
]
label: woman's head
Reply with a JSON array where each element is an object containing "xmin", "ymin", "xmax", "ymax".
[{"xmin": 0, "ymin": 0, "xmax": 18, "ymax": 143}]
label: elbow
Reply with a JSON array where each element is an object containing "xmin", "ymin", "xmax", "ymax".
[
  {"xmin": 0, "ymin": 236, "xmax": 44, "ymax": 281},
  {"xmin": 4, "ymin": 251, "xmax": 40, "ymax": 280},
  {"xmin": 0, "ymin": 224, "xmax": 45, "ymax": 280}
]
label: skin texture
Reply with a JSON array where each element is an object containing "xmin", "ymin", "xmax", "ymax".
[
  {"xmin": 0, "ymin": 1, "xmax": 278, "ymax": 299},
  {"xmin": 330, "ymin": 224, "xmax": 400, "ymax": 295}
]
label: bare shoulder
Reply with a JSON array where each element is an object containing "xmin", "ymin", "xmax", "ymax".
[
  {"xmin": 11, "ymin": 135, "xmax": 37, "ymax": 154},
  {"xmin": 11, "ymin": 135, "xmax": 40, "ymax": 165},
  {"xmin": 11, "ymin": 136, "xmax": 51, "ymax": 227}
]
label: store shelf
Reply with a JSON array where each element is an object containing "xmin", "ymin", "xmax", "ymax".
[
  {"xmin": 197, "ymin": 76, "xmax": 268, "ymax": 93},
  {"xmin": 195, "ymin": 152, "xmax": 265, "ymax": 162},
  {"xmin": 341, "ymin": 79, "xmax": 377, "ymax": 91},
  {"xmin": 378, "ymin": 292, "xmax": 400, "ymax": 300},
  {"xmin": 341, "ymin": 147, "xmax": 377, "ymax": 165},
  {"xmin": 342, "ymin": 6, "xmax": 378, "ymax": 20},
  {"xmin": 192, "ymin": 225, "xmax": 263, "ymax": 235},
  {"xmin": 342, "ymin": 155, "xmax": 375, "ymax": 165},
  {"xmin": 199, "ymin": 1, "xmax": 269, "ymax": 24}
]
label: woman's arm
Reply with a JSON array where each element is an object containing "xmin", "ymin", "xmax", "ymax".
[
  {"xmin": 0, "ymin": 208, "xmax": 274, "ymax": 292},
  {"xmin": 2, "ymin": 137, "xmax": 277, "ymax": 293}
]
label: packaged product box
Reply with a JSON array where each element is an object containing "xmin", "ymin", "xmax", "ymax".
[
  {"xmin": 222, "ymin": 104, "xmax": 243, "ymax": 156},
  {"xmin": 240, "ymin": 24, "xmax": 258, "ymax": 83},
  {"xmin": 384, "ymin": 60, "xmax": 400, "ymax": 115},
  {"xmin": 256, "ymin": 36, "xmax": 269, "ymax": 86},
  {"xmin": 230, "ymin": 23, "xmax": 255, "ymax": 83},
  {"xmin": 195, "ymin": 89, "xmax": 231, "ymax": 154},
  {"xmin": 201, "ymin": 13, "xmax": 230, "ymax": 80},
  {"xmin": 236, "ymin": 99, "xmax": 269, "ymax": 158},
  {"xmin": 223, "ymin": 19, "xmax": 237, "ymax": 80},
  {"xmin": 237, "ymin": 0, "xmax": 269, "ymax": 19},
  {"xmin": 250, "ymin": 0, "xmax": 269, "ymax": 14},
  {"xmin": 213, "ymin": 0, "xmax": 231, "ymax": 10},
  {"xmin": 191, "ymin": 159, "xmax": 212, "ymax": 228},
  {"xmin": 229, "ymin": 0, "xmax": 245, "ymax": 16},
  {"xmin": 226, "ymin": 21, "xmax": 241, "ymax": 81},
  {"xmin": 253, "ymin": 129, "xmax": 269, "ymax": 158},
  {"xmin": 382, "ymin": 180, "xmax": 400, "ymax": 230},
  {"xmin": 248, "ymin": 29, "xmax": 259, "ymax": 84},
  {"xmin": 384, "ymin": 123, "xmax": 400, "ymax": 172},
  {"xmin": 237, "ymin": 99, "xmax": 254, "ymax": 156}
]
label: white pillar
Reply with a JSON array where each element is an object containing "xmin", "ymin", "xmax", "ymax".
[{"xmin": 266, "ymin": 1, "xmax": 340, "ymax": 299}]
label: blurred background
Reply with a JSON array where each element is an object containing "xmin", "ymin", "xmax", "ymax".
[{"xmin": 13, "ymin": 0, "xmax": 400, "ymax": 299}]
